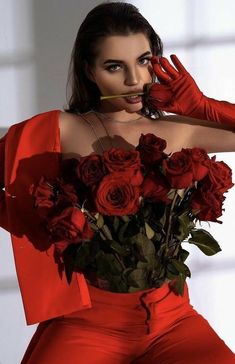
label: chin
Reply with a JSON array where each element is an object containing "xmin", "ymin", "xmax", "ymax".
[{"xmin": 124, "ymin": 103, "xmax": 143, "ymax": 113}]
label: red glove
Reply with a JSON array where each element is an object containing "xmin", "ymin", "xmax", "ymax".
[{"xmin": 147, "ymin": 54, "xmax": 235, "ymax": 128}]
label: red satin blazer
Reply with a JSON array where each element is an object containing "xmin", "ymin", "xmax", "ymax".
[{"xmin": 0, "ymin": 109, "xmax": 92, "ymax": 325}]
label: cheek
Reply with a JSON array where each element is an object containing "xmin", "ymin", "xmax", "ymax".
[
  {"xmin": 143, "ymin": 65, "xmax": 154, "ymax": 81},
  {"xmin": 96, "ymin": 73, "xmax": 123, "ymax": 93},
  {"xmin": 148, "ymin": 65, "xmax": 154, "ymax": 77}
]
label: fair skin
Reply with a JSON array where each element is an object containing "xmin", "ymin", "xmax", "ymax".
[{"xmin": 60, "ymin": 33, "xmax": 235, "ymax": 161}]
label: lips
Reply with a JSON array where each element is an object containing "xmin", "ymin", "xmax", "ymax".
[{"xmin": 125, "ymin": 95, "xmax": 142, "ymax": 104}]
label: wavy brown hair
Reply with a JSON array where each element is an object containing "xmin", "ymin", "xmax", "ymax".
[{"xmin": 64, "ymin": 1, "xmax": 164, "ymax": 119}]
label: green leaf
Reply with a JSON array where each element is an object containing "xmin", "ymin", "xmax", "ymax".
[
  {"xmin": 166, "ymin": 270, "xmax": 178, "ymax": 281},
  {"xmin": 126, "ymin": 268, "xmax": 148, "ymax": 289},
  {"xmin": 118, "ymin": 221, "xmax": 129, "ymax": 241},
  {"xmin": 125, "ymin": 218, "xmax": 140, "ymax": 238},
  {"xmin": 96, "ymin": 252, "xmax": 123, "ymax": 275},
  {"xmin": 134, "ymin": 233, "xmax": 156, "ymax": 267},
  {"xmin": 176, "ymin": 188, "xmax": 186, "ymax": 199},
  {"xmin": 167, "ymin": 188, "xmax": 177, "ymax": 199},
  {"xmin": 74, "ymin": 242, "xmax": 91, "ymax": 271},
  {"xmin": 137, "ymin": 260, "xmax": 149, "ymax": 269},
  {"xmin": 166, "ymin": 262, "xmax": 179, "ymax": 276},
  {"xmin": 142, "ymin": 203, "xmax": 152, "ymax": 219},
  {"xmin": 109, "ymin": 275, "xmax": 128, "ymax": 292},
  {"xmin": 120, "ymin": 215, "xmax": 130, "ymax": 223},
  {"xmin": 174, "ymin": 210, "xmax": 196, "ymax": 241},
  {"xmin": 96, "ymin": 213, "xmax": 104, "ymax": 229},
  {"xmin": 101, "ymin": 224, "xmax": 113, "ymax": 240},
  {"xmin": 145, "ymin": 222, "xmax": 155, "ymax": 239},
  {"xmin": 171, "ymin": 259, "xmax": 191, "ymax": 278},
  {"xmin": 188, "ymin": 229, "xmax": 222, "ymax": 256},
  {"xmin": 110, "ymin": 241, "xmax": 126, "ymax": 256},
  {"xmin": 174, "ymin": 273, "xmax": 187, "ymax": 296},
  {"xmin": 121, "ymin": 267, "xmax": 134, "ymax": 280},
  {"xmin": 128, "ymin": 286, "xmax": 142, "ymax": 293},
  {"xmin": 179, "ymin": 248, "xmax": 190, "ymax": 262}
]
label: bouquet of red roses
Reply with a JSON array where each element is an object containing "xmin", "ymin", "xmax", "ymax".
[{"xmin": 30, "ymin": 133, "xmax": 234, "ymax": 295}]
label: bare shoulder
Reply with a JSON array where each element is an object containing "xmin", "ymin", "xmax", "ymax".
[
  {"xmin": 160, "ymin": 113, "xmax": 235, "ymax": 153},
  {"xmin": 160, "ymin": 113, "xmax": 234, "ymax": 131},
  {"xmin": 58, "ymin": 111, "xmax": 83, "ymax": 152},
  {"xmin": 58, "ymin": 110, "xmax": 89, "ymax": 139},
  {"xmin": 59, "ymin": 110, "xmax": 82, "ymax": 131}
]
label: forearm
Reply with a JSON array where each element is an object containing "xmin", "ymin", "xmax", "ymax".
[{"xmin": 190, "ymin": 97, "xmax": 235, "ymax": 128}]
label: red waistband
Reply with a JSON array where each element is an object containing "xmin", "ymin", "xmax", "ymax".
[{"xmin": 86, "ymin": 279, "xmax": 186, "ymax": 307}]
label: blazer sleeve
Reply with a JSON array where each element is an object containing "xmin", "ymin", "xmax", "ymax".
[{"xmin": 0, "ymin": 131, "xmax": 9, "ymax": 231}]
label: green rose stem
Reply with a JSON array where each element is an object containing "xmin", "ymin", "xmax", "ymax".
[
  {"xmin": 165, "ymin": 190, "xmax": 179, "ymax": 255},
  {"xmin": 77, "ymin": 202, "xmax": 126, "ymax": 270}
]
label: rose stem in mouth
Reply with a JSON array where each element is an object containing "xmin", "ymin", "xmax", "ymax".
[{"xmin": 100, "ymin": 92, "xmax": 144, "ymax": 100}]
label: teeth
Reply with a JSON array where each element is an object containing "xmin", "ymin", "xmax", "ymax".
[{"xmin": 128, "ymin": 95, "xmax": 139, "ymax": 98}]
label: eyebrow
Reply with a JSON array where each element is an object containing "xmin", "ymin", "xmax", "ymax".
[{"xmin": 103, "ymin": 51, "xmax": 152, "ymax": 64}]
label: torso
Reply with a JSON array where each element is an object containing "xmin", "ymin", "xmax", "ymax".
[
  {"xmin": 59, "ymin": 110, "xmax": 194, "ymax": 288},
  {"xmin": 59, "ymin": 110, "xmax": 194, "ymax": 160}
]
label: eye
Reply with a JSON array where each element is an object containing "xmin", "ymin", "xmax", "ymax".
[
  {"xmin": 139, "ymin": 57, "xmax": 151, "ymax": 65},
  {"xmin": 106, "ymin": 64, "xmax": 121, "ymax": 72}
]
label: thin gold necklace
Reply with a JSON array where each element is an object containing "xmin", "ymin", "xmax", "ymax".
[
  {"xmin": 78, "ymin": 111, "xmax": 114, "ymax": 152},
  {"xmin": 78, "ymin": 110, "xmax": 141, "ymax": 154}
]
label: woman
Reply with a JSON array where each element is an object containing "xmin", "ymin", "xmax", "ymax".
[{"xmin": 1, "ymin": 2, "xmax": 235, "ymax": 363}]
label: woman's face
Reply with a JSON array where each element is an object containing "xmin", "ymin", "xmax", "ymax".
[{"xmin": 87, "ymin": 33, "xmax": 154, "ymax": 113}]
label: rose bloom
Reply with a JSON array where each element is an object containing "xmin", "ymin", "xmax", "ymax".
[
  {"xmin": 95, "ymin": 171, "xmax": 140, "ymax": 216},
  {"xmin": 141, "ymin": 170, "xmax": 171, "ymax": 204},
  {"xmin": 76, "ymin": 153, "xmax": 106, "ymax": 187},
  {"xmin": 47, "ymin": 206, "xmax": 94, "ymax": 252},
  {"xmin": 181, "ymin": 147, "xmax": 209, "ymax": 181},
  {"xmin": 203, "ymin": 156, "xmax": 234, "ymax": 194},
  {"xmin": 190, "ymin": 186, "xmax": 225, "ymax": 222},
  {"xmin": 30, "ymin": 176, "xmax": 55, "ymax": 218},
  {"xmin": 103, "ymin": 147, "xmax": 143, "ymax": 186},
  {"xmin": 163, "ymin": 151, "xmax": 194, "ymax": 189},
  {"xmin": 136, "ymin": 133, "xmax": 168, "ymax": 166}
]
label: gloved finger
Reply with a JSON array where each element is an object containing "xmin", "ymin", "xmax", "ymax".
[
  {"xmin": 150, "ymin": 55, "xmax": 160, "ymax": 64},
  {"xmin": 148, "ymin": 83, "xmax": 173, "ymax": 103},
  {"xmin": 148, "ymin": 98, "xmax": 178, "ymax": 113},
  {"xmin": 158, "ymin": 57, "xmax": 179, "ymax": 79},
  {"xmin": 170, "ymin": 54, "xmax": 188, "ymax": 74},
  {"xmin": 151, "ymin": 62, "xmax": 173, "ymax": 83},
  {"xmin": 147, "ymin": 98, "xmax": 176, "ymax": 112}
]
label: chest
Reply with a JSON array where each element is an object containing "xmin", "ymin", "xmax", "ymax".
[{"xmin": 60, "ymin": 114, "xmax": 192, "ymax": 160}]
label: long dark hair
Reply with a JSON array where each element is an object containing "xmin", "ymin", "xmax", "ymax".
[{"xmin": 64, "ymin": 1, "xmax": 164, "ymax": 119}]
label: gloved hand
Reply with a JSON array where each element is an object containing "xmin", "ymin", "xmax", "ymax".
[{"xmin": 147, "ymin": 54, "xmax": 235, "ymax": 128}]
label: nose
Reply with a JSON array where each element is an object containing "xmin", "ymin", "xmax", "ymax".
[{"xmin": 124, "ymin": 66, "xmax": 139, "ymax": 86}]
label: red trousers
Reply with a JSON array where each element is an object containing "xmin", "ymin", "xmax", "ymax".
[{"xmin": 21, "ymin": 281, "xmax": 235, "ymax": 364}]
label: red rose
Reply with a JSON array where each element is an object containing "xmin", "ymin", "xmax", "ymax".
[
  {"xmin": 181, "ymin": 148, "xmax": 209, "ymax": 181},
  {"xmin": 76, "ymin": 154, "xmax": 106, "ymax": 186},
  {"xmin": 136, "ymin": 133, "xmax": 168, "ymax": 166},
  {"xmin": 103, "ymin": 147, "xmax": 143, "ymax": 186},
  {"xmin": 47, "ymin": 206, "xmax": 94, "ymax": 247},
  {"xmin": 141, "ymin": 170, "xmax": 171, "ymax": 204},
  {"xmin": 190, "ymin": 187, "xmax": 225, "ymax": 222},
  {"xmin": 56, "ymin": 178, "xmax": 78, "ymax": 205},
  {"xmin": 30, "ymin": 176, "xmax": 55, "ymax": 218},
  {"xmin": 162, "ymin": 151, "xmax": 194, "ymax": 189},
  {"xmin": 204, "ymin": 156, "xmax": 234, "ymax": 194},
  {"xmin": 95, "ymin": 171, "xmax": 140, "ymax": 216},
  {"xmin": 53, "ymin": 240, "xmax": 70, "ymax": 254}
]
